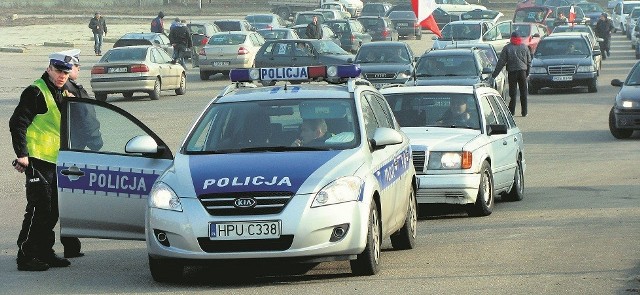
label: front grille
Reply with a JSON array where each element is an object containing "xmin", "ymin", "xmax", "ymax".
[
  {"xmin": 412, "ymin": 150, "xmax": 426, "ymax": 173},
  {"xmin": 197, "ymin": 236, "xmax": 294, "ymax": 252},
  {"xmin": 548, "ymin": 65, "xmax": 576, "ymax": 75},
  {"xmin": 364, "ymin": 72, "xmax": 396, "ymax": 79},
  {"xmin": 198, "ymin": 191, "xmax": 294, "ymax": 216}
]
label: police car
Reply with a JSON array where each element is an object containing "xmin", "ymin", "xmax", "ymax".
[{"xmin": 56, "ymin": 64, "xmax": 417, "ymax": 282}]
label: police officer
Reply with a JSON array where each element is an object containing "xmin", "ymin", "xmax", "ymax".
[
  {"xmin": 9, "ymin": 51, "xmax": 76, "ymax": 271},
  {"xmin": 305, "ymin": 16, "xmax": 323, "ymax": 39},
  {"xmin": 491, "ymin": 31, "xmax": 532, "ymax": 117},
  {"xmin": 59, "ymin": 49, "xmax": 104, "ymax": 258}
]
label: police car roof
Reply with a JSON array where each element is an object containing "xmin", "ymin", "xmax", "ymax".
[{"xmin": 216, "ymin": 84, "xmax": 353, "ymax": 103}]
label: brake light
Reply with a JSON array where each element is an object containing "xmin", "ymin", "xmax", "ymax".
[
  {"xmin": 266, "ymin": 25, "xmax": 273, "ymax": 29},
  {"xmin": 382, "ymin": 29, "xmax": 389, "ymax": 37},
  {"xmin": 91, "ymin": 66, "xmax": 106, "ymax": 74},
  {"xmin": 130, "ymin": 64, "xmax": 149, "ymax": 73},
  {"xmin": 200, "ymin": 36, "xmax": 209, "ymax": 45},
  {"xmin": 350, "ymin": 34, "xmax": 355, "ymax": 42},
  {"xmin": 238, "ymin": 46, "xmax": 249, "ymax": 55},
  {"xmin": 414, "ymin": 22, "xmax": 419, "ymax": 28}
]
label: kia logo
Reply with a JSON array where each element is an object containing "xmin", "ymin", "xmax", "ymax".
[{"xmin": 234, "ymin": 197, "xmax": 257, "ymax": 208}]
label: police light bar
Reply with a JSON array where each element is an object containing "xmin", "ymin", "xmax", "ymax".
[{"xmin": 229, "ymin": 65, "xmax": 361, "ymax": 83}]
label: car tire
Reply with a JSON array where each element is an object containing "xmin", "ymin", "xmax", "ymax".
[
  {"xmin": 609, "ymin": 107, "xmax": 634, "ymax": 139},
  {"xmin": 95, "ymin": 92, "xmax": 107, "ymax": 102},
  {"xmin": 390, "ymin": 186, "xmax": 417, "ymax": 250},
  {"xmin": 175, "ymin": 73, "xmax": 186, "ymax": 95},
  {"xmin": 587, "ymin": 78, "xmax": 597, "ymax": 93},
  {"xmin": 149, "ymin": 256, "xmax": 183, "ymax": 283},
  {"xmin": 200, "ymin": 71, "xmax": 212, "ymax": 80},
  {"xmin": 466, "ymin": 161, "xmax": 494, "ymax": 217},
  {"xmin": 350, "ymin": 201, "xmax": 381, "ymax": 276},
  {"xmin": 122, "ymin": 92, "xmax": 133, "ymax": 99},
  {"xmin": 149, "ymin": 78, "xmax": 161, "ymax": 100},
  {"xmin": 503, "ymin": 158, "xmax": 524, "ymax": 202}
]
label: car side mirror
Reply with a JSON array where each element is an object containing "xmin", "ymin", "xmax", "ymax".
[
  {"xmin": 532, "ymin": 33, "xmax": 540, "ymax": 38},
  {"xmin": 482, "ymin": 67, "xmax": 493, "ymax": 74},
  {"xmin": 370, "ymin": 127, "xmax": 403, "ymax": 150},
  {"xmin": 125, "ymin": 135, "xmax": 162, "ymax": 155},
  {"xmin": 347, "ymin": 58, "xmax": 353, "ymax": 63},
  {"xmin": 611, "ymin": 79, "xmax": 624, "ymax": 87},
  {"xmin": 593, "ymin": 49, "xmax": 601, "ymax": 56},
  {"xmin": 597, "ymin": 37, "xmax": 604, "ymax": 42},
  {"xmin": 487, "ymin": 124, "xmax": 507, "ymax": 135}
]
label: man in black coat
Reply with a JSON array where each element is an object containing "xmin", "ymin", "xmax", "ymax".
[
  {"xmin": 88, "ymin": 12, "xmax": 107, "ymax": 55},
  {"xmin": 169, "ymin": 19, "xmax": 193, "ymax": 69},
  {"xmin": 305, "ymin": 16, "xmax": 323, "ymax": 39},
  {"xmin": 595, "ymin": 12, "xmax": 613, "ymax": 58}
]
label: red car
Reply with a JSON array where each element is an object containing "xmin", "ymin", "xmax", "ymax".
[{"xmin": 491, "ymin": 20, "xmax": 550, "ymax": 54}]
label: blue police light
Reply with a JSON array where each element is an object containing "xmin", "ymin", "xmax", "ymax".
[{"xmin": 229, "ymin": 65, "xmax": 361, "ymax": 83}]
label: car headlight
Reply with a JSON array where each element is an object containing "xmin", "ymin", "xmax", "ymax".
[
  {"xmin": 621, "ymin": 100, "xmax": 635, "ymax": 108},
  {"xmin": 427, "ymin": 151, "xmax": 472, "ymax": 170},
  {"xmin": 530, "ymin": 66, "xmax": 546, "ymax": 74},
  {"xmin": 577, "ymin": 65, "xmax": 595, "ymax": 72},
  {"xmin": 311, "ymin": 176, "xmax": 363, "ymax": 208},
  {"xmin": 149, "ymin": 182, "xmax": 183, "ymax": 212},
  {"xmin": 397, "ymin": 71, "xmax": 411, "ymax": 79}
]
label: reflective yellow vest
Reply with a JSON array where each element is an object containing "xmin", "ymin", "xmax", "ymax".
[{"xmin": 25, "ymin": 79, "xmax": 61, "ymax": 163}]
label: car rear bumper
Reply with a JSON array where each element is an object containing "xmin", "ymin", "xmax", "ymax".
[
  {"xmin": 199, "ymin": 58, "xmax": 253, "ymax": 72},
  {"xmin": 415, "ymin": 174, "xmax": 480, "ymax": 205},
  {"xmin": 90, "ymin": 76, "xmax": 157, "ymax": 93}
]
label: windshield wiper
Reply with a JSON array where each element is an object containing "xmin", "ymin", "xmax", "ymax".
[{"xmin": 238, "ymin": 146, "xmax": 329, "ymax": 152}]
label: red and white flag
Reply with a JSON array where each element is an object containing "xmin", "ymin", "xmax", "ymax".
[
  {"xmin": 412, "ymin": 0, "xmax": 442, "ymax": 38},
  {"xmin": 568, "ymin": 5, "xmax": 576, "ymax": 26}
]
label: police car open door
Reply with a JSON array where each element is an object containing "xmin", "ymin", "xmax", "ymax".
[{"xmin": 56, "ymin": 98, "xmax": 173, "ymax": 240}]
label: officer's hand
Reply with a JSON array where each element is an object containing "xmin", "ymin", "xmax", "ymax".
[{"xmin": 13, "ymin": 157, "xmax": 28, "ymax": 173}]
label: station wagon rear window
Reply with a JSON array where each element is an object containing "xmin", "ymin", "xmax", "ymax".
[{"xmin": 209, "ymin": 34, "xmax": 247, "ymax": 45}]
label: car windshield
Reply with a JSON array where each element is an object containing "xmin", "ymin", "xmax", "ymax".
[
  {"xmin": 388, "ymin": 11, "xmax": 416, "ymax": 19},
  {"xmin": 359, "ymin": 18, "xmax": 385, "ymax": 30},
  {"xmin": 121, "ymin": 33, "xmax": 154, "ymax": 40},
  {"xmin": 513, "ymin": 24, "xmax": 532, "ymax": 36},
  {"xmin": 215, "ymin": 21, "xmax": 241, "ymax": 31},
  {"xmin": 553, "ymin": 26, "xmax": 590, "ymax": 34},
  {"xmin": 355, "ymin": 46, "xmax": 410, "ymax": 64},
  {"xmin": 208, "ymin": 34, "xmax": 246, "ymax": 45},
  {"xmin": 514, "ymin": 8, "xmax": 548, "ymax": 23},
  {"xmin": 630, "ymin": 8, "xmax": 640, "ymax": 18},
  {"xmin": 258, "ymin": 30, "xmax": 289, "ymax": 40},
  {"xmin": 625, "ymin": 64, "xmax": 640, "ymax": 86},
  {"xmin": 440, "ymin": 23, "xmax": 482, "ymax": 40},
  {"xmin": 535, "ymin": 39, "xmax": 589, "ymax": 56},
  {"xmin": 100, "ymin": 48, "xmax": 147, "ymax": 62},
  {"xmin": 416, "ymin": 55, "xmax": 478, "ymax": 76},
  {"xmin": 556, "ymin": 6, "xmax": 585, "ymax": 18},
  {"xmin": 460, "ymin": 10, "xmax": 501, "ymax": 21},
  {"xmin": 362, "ymin": 4, "xmax": 386, "ymax": 14},
  {"xmin": 312, "ymin": 40, "xmax": 349, "ymax": 54},
  {"xmin": 246, "ymin": 15, "xmax": 273, "ymax": 24},
  {"xmin": 183, "ymin": 99, "xmax": 360, "ymax": 153},
  {"xmin": 385, "ymin": 93, "xmax": 481, "ymax": 129},
  {"xmin": 576, "ymin": 3, "xmax": 603, "ymax": 13},
  {"xmin": 295, "ymin": 14, "xmax": 324, "ymax": 25},
  {"xmin": 624, "ymin": 3, "xmax": 640, "ymax": 13}
]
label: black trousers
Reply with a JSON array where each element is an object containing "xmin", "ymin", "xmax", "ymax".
[
  {"xmin": 17, "ymin": 158, "xmax": 58, "ymax": 261},
  {"xmin": 507, "ymin": 70, "xmax": 528, "ymax": 116}
]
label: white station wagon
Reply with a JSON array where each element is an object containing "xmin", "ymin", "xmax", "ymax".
[{"xmin": 381, "ymin": 85, "xmax": 525, "ymax": 216}]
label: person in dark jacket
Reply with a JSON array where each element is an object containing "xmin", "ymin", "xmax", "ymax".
[
  {"xmin": 492, "ymin": 31, "xmax": 532, "ymax": 117},
  {"xmin": 59, "ymin": 50, "xmax": 103, "ymax": 259},
  {"xmin": 88, "ymin": 12, "xmax": 107, "ymax": 56},
  {"xmin": 10, "ymin": 51, "xmax": 78, "ymax": 271},
  {"xmin": 305, "ymin": 16, "xmax": 323, "ymax": 39},
  {"xmin": 595, "ymin": 12, "xmax": 613, "ymax": 58},
  {"xmin": 168, "ymin": 19, "xmax": 193, "ymax": 69},
  {"xmin": 151, "ymin": 11, "xmax": 165, "ymax": 34}
]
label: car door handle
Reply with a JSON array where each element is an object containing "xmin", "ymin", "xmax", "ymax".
[{"xmin": 61, "ymin": 168, "xmax": 85, "ymax": 176}]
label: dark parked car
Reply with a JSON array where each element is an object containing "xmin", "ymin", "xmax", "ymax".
[
  {"xmin": 214, "ymin": 19, "xmax": 255, "ymax": 32},
  {"xmin": 528, "ymin": 34, "xmax": 600, "ymax": 94},
  {"xmin": 443, "ymin": 43, "xmax": 508, "ymax": 98},
  {"xmin": 257, "ymin": 28, "xmax": 300, "ymax": 40},
  {"xmin": 609, "ymin": 60, "xmax": 640, "ymax": 138},
  {"xmin": 361, "ymin": 2, "xmax": 393, "ymax": 17},
  {"xmin": 254, "ymin": 39, "xmax": 354, "ymax": 76},
  {"xmin": 355, "ymin": 41, "xmax": 414, "ymax": 88},
  {"xmin": 409, "ymin": 48, "xmax": 495, "ymax": 90},
  {"xmin": 432, "ymin": 7, "xmax": 461, "ymax": 30},
  {"xmin": 245, "ymin": 13, "xmax": 288, "ymax": 30},
  {"xmin": 294, "ymin": 11, "xmax": 326, "ymax": 26},
  {"xmin": 113, "ymin": 32, "xmax": 173, "ymax": 56},
  {"xmin": 291, "ymin": 24, "xmax": 341, "ymax": 46},
  {"xmin": 357, "ymin": 16, "xmax": 399, "ymax": 41},
  {"xmin": 576, "ymin": 2, "xmax": 606, "ymax": 27},
  {"xmin": 324, "ymin": 19, "xmax": 373, "ymax": 53},
  {"xmin": 388, "ymin": 11, "xmax": 422, "ymax": 40}
]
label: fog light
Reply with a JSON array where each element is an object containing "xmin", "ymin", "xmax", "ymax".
[
  {"xmin": 329, "ymin": 223, "xmax": 350, "ymax": 242},
  {"xmin": 154, "ymin": 229, "xmax": 170, "ymax": 247}
]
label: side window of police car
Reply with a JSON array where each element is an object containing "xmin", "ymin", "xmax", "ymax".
[
  {"xmin": 360, "ymin": 95, "xmax": 379, "ymax": 138},
  {"xmin": 363, "ymin": 92, "xmax": 395, "ymax": 130}
]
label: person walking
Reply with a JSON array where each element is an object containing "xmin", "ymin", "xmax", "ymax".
[
  {"xmin": 491, "ymin": 31, "xmax": 532, "ymax": 117},
  {"xmin": 88, "ymin": 12, "xmax": 107, "ymax": 56},
  {"xmin": 151, "ymin": 11, "xmax": 165, "ymax": 34},
  {"xmin": 595, "ymin": 12, "xmax": 613, "ymax": 59},
  {"xmin": 305, "ymin": 16, "xmax": 323, "ymax": 39},
  {"xmin": 9, "ymin": 51, "xmax": 78, "ymax": 271},
  {"xmin": 59, "ymin": 50, "xmax": 103, "ymax": 259},
  {"xmin": 168, "ymin": 19, "xmax": 193, "ymax": 69}
]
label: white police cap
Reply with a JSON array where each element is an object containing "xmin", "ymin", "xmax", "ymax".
[{"xmin": 48, "ymin": 50, "xmax": 78, "ymax": 72}]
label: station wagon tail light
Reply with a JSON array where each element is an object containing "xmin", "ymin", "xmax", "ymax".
[
  {"xmin": 311, "ymin": 176, "xmax": 364, "ymax": 208},
  {"xmin": 91, "ymin": 66, "xmax": 106, "ymax": 74},
  {"xmin": 149, "ymin": 182, "xmax": 183, "ymax": 212},
  {"xmin": 130, "ymin": 64, "xmax": 149, "ymax": 73},
  {"xmin": 237, "ymin": 46, "xmax": 250, "ymax": 55},
  {"xmin": 350, "ymin": 34, "xmax": 356, "ymax": 42},
  {"xmin": 382, "ymin": 29, "xmax": 389, "ymax": 37},
  {"xmin": 427, "ymin": 151, "xmax": 473, "ymax": 170},
  {"xmin": 229, "ymin": 64, "xmax": 361, "ymax": 83},
  {"xmin": 201, "ymin": 37, "xmax": 209, "ymax": 45}
]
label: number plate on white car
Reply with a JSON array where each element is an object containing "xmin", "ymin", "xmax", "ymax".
[
  {"xmin": 108, "ymin": 67, "xmax": 128, "ymax": 73},
  {"xmin": 213, "ymin": 61, "xmax": 230, "ymax": 66},
  {"xmin": 552, "ymin": 75, "xmax": 573, "ymax": 81},
  {"xmin": 209, "ymin": 221, "xmax": 281, "ymax": 240}
]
